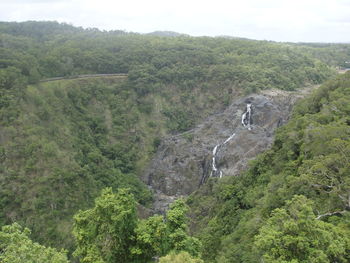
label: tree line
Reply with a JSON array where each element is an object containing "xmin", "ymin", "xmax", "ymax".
[
  {"xmin": 188, "ymin": 72, "xmax": 350, "ymax": 262},
  {"xmin": 0, "ymin": 21, "xmax": 349, "ymax": 262}
]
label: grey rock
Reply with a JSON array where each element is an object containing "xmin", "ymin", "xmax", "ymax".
[{"xmin": 143, "ymin": 88, "xmax": 315, "ymax": 213}]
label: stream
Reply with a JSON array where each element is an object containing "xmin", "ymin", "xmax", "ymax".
[{"xmin": 210, "ymin": 103, "xmax": 253, "ymax": 178}]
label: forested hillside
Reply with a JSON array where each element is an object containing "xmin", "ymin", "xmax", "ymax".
[
  {"xmin": 295, "ymin": 42, "xmax": 350, "ymax": 68},
  {"xmin": 0, "ymin": 21, "xmax": 348, "ymax": 261},
  {"xmin": 0, "ymin": 77, "xmax": 155, "ymax": 251},
  {"xmin": 188, "ymin": 72, "xmax": 350, "ymax": 262}
]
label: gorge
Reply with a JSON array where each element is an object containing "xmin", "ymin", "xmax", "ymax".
[{"xmin": 143, "ymin": 87, "xmax": 314, "ymax": 213}]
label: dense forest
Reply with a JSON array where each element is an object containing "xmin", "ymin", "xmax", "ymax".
[
  {"xmin": 188, "ymin": 72, "xmax": 350, "ymax": 262},
  {"xmin": 0, "ymin": 21, "xmax": 350, "ymax": 262},
  {"xmin": 294, "ymin": 42, "xmax": 350, "ymax": 69}
]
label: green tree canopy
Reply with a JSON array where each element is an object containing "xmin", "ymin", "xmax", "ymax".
[
  {"xmin": 0, "ymin": 223, "xmax": 68, "ymax": 263},
  {"xmin": 254, "ymin": 195, "xmax": 350, "ymax": 263},
  {"xmin": 166, "ymin": 199, "xmax": 202, "ymax": 257},
  {"xmin": 73, "ymin": 189, "xmax": 202, "ymax": 263},
  {"xmin": 159, "ymin": 251, "xmax": 204, "ymax": 263},
  {"xmin": 131, "ymin": 215, "xmax": 168, "ymax": 261},
  {"xmin": 73, "ymin": 187, "xmax": 137, "ymax": 263}
]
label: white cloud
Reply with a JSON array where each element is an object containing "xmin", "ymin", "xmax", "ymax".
[{"xmin": 0, "ymin": 0, "xmax": 349, "ymax": 42}]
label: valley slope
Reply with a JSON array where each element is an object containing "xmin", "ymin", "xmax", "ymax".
[
  {"xmin": 144, "ymin": 86, "xmax": 318, "ymax": 212},
  {"xmin": 0, "ymin": 21, "xmax": 349, "ymax": 257},
  {"xmin": 188, "ymin": 72, "xmax": 350, "ymax": 262}
]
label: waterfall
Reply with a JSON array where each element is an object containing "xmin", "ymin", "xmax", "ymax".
[
  {"xmin": 210, "ymin": 103, "xmax": 253, "ymax": 178},
  {"xmin": 211, "ymin": 144, "xmax": 219, "ymax": 177},
  {"xmin": 213, "ymin": 145, "xmax": 218, "ymax": 155},
  {"xmin": 211, "ymin": 133, "xmax": 235, "ymax": 178},
  {"xmin": 223, "ymin": 133, "xmax": 236, "ymax": 144},
  {"xmin": 242, "ymin": 103, "xmax": 252, "ymax": 130}
]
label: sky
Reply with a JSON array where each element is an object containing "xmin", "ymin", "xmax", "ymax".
[{"xmin": 1, "ymin": 0, "xmax": 350, "ymax": 42}]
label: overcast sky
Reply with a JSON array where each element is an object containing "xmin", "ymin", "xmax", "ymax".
[{"xmin": 1, "ymin": 0, "xmax": 350, "ymax": 42}]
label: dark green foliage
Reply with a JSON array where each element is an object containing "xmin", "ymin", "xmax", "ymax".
[
  {"xmin": 0, "ymin": 78, "xmax": 153, "ymax": 253},
  {"xmin": 0, "ymin": 21, "xmax": 338, "ymax": 135},
  {"xmin": 0, "ymin": 21, "xmax": 347, "ymax": 257},
  {"xmin": 132, "ymin": 199, "xmax": 201, "ymax": 262},
  {"xmin": 294, "ymin": 43, "xmax": 350, "ymax": 68},
  {"xmin": 189, "ymin": 73, "xmax": 350, "ymax": 262},
  {"xmin": 0, "ymin": 22, "xmax": 336, "ymax": 85},
  {"xmin": 166, "ymin": 199, "xmax": 202, "ymax": 257},
  {"xmin": 163, "ymin": 107, "xmax": 195, "ymax": 132},
  {"xmin": 255, "ymin": 195, "xmax": 350, "ymax": 263},
  {"xmin": 0, "ymin": 67, "xmax": 25, "ymax": 124}
]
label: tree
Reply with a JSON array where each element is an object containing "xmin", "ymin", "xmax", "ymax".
[
  {"xmin": 131, "ymin": 215, "xmax": 168, "ymax": 261},
  {"xmin": 73, "ymin": 189, "xmax": 203, "ymax": 263},
  {"xmin": 0, "ymin": 223, "xmax": 68, "ymax": 263},
  {"xmin": 159, "ymin": 251, "xmax": 204, "ymax": 263},
  {"xmin": 132, "ymin": 199, "xmax": 203, "ymax": 260},
  {"xmin": 73, "ymin": 188, "xmax": 137, "ymax": 263},
  {"xmin": 254, "ymin": 195, "xmax": 350, "ymax": 263},
  {"xmin": 166, "ymin": 199, "xmax": 202, "ymax": 257}
]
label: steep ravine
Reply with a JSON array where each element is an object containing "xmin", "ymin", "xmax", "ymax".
[{"xmin": 143, "ymin": 87, "xmax": 317, "ymax": 213}]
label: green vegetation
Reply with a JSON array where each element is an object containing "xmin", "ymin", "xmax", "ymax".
[
  {"xmin": 0, "ymin": 77, "xmax": 153, "ymax": 252},
  {"xmin": 0, "ymin": 223, "xmax": 68, "ymax": 263},
  {"xmin": 255, "ymin": 195, "xmax": 350, "ymax": 263},
  {"xmin": 73, "ymin": 188, "xmax": 138, "ymax": 263},
  {"xmin": 159, "ymin": 251, "xmax": 204, "ymax": 263},
  {"xmin": 0, "ymin": 21, "xmax": 349, "ymax": 261},
  {"xmin": 73, "ymin": 188, "xmax": 201, "ymax": 263},
  {"xmin": 188, "ymin": 72, "xmax": 350, "ymax": 262},
  {"xmin": 293, "ymin": 43, "xmax": 350, "ymax": 68}
]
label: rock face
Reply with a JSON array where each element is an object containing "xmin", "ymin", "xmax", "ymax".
[{"xmin": 143, "ymin": 88, "xmax": 313, "ymax": 213}]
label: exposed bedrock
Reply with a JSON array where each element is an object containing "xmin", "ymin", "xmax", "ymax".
[{"xmin": 143, "ymin": 88, "xmax": 313, "ymax": 213}]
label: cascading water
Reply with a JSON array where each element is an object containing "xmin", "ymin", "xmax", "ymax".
[
  {"xmin": 241, "ymin": 103, "xmax": 252, "ymax": 130},
  {"xmin": 223, "ymin": 133, "xmax": 236, "ymax": 144},
  {"xmin": 210, "ymin": 133, "xmax": 235, "ymax": 178},
  {"xmin": 210, "ymin": 103, "xmax": 253, "ymax": 178},
  {"xmin": 211, "ymin": 144, "xmax": 221, "ymax": 178}
]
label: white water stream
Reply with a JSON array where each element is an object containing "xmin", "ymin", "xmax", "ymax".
[
  {"xmin": 210, "ymin": 103, "xmax": 253, "ymax": 178},
  {"xmin": 241, "ymin": 103, "xmax": 252, "ymax": 130}
]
